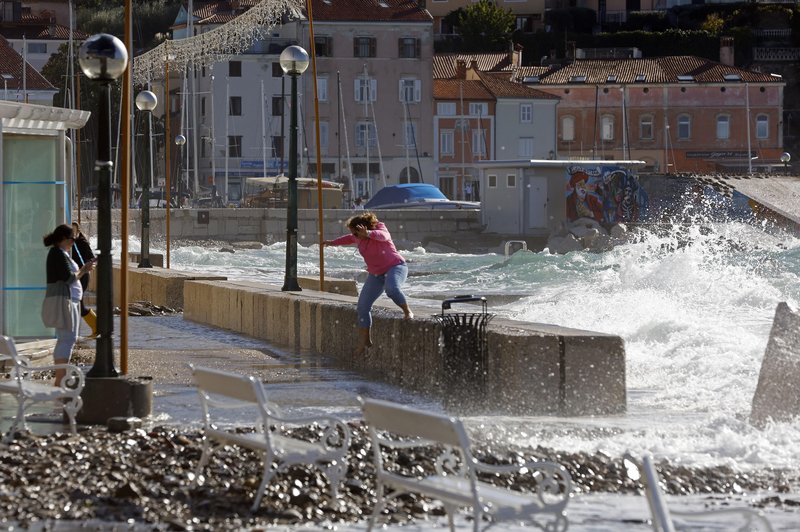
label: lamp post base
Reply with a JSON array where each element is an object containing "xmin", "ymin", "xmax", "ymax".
[
  {"xmin": 281, "ymin": 278, "xmax": 302, "ymax": 292},
  {"xmin": 76, "ymin": 376, "xmax": 153, "ymax": 425}
]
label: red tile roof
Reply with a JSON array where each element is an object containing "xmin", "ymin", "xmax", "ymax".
[
  {"xmin": 514, "ymin": 57, "xmax": 783, "ymax": 85},
  {"xmin": 434, "ymin": 72, "xmax": 559, "ymax": 101},
  {"xmin": 0, "ymin": 35, "xmax": 56, "ymax": 90},
  {"xmin": 434, "ymin": 79, "xmax": 493, "ymax": 100},
  {"xmin": 306, "ymin": 0, "xmax": 432, "ymax": 23},
  {"xmin": 0, "ymin": 23, "xmax": 88, "ymax": 40},
  {"xmin": 478, "ymin": 71, "xmax": 559, "ymax": 100},
  {"xmin": 433, "ymin": 53, "xmax": 511, "ymax": 79}
]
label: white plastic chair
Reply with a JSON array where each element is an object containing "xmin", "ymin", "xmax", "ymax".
[
  {"xmin": 0, "ymin": 335, "xmax": 84, "ymax": 441},
  {"xmin": 629, "ymin": 454, "xmax": 774, "ymax": 532},
  {"xmin": 361, "ymin": 397, "xmax": 572, "ymax": 531},
  {"xmin": 189, "ymin": 364, "xmax": 351, "ymax": 512}
]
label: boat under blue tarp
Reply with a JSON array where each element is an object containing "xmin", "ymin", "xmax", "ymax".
[{"xmin": 364, "ymin": 184, "xmax": 479, "ymax": 209}]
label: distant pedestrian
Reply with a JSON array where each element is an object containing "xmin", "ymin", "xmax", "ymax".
[
  {"xmin": 323, "ymin": 212, "xmax": 413, "ymax": 356},
  {"xmin": 353, "ymin": 197, "xmax": 364, "ymax": 210},
  {"xmin": 42, "ymin": 224, "xmax": 95, "ymax": 386},
  {"xmin": 71, "ymin": 222, "xmax": 97, "ymax": 338},
  {"xmin": 464, "ymin": 182, "xmax": 473, "ymax": 201}
]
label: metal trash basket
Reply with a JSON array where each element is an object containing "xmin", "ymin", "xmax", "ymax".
[{"xmin": 433, "ymin": 295, "xmax": 494, "ymax": 411}]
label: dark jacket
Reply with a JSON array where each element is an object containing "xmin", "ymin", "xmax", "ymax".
[
  {"xmin": 72, "ymin": 236, "xmax": 95, "ymax": 266},
  {"xmin": 46, "ymin": 247, "xmax": 77, "ymax": 284}
]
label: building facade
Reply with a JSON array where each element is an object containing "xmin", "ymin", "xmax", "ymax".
[
  {"xmin": 1, "ymin": 0, "xmax": 86, "ymax": 72},
  {"xmin": 434, "ymin": 56, "xmax": 559, "ymax": 200},
  {"xmin": 169, "ymin": 0, "xmax": 434, "ymax": 204},
  {"xmin": 0, "ymin": 34, "xmax": 57, "ymax": 104},
  {"xmin": 516, "ymin": 55, "xmax": 786, "ymax": 173},
  {"xmin": 297, "ymin": 0, "xmax": 435, "ymax": 201}
]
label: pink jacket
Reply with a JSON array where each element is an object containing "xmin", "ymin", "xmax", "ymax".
[{"xmin": 328, "ymin": 222, "xmax": 405, "ymax": 276}]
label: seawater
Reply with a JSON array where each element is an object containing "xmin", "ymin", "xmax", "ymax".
[{"xmin": 119, "ymin": 220, "xmax": 800, "ymax": 472}]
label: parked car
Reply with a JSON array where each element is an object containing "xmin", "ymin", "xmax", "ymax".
[{"xmin": 364, "ymin": 184, "xmax": 480, "ymax": 210}]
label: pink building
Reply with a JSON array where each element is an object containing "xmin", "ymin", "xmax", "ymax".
[
  {"xmin": 298, "ymin": 0, "xmax": 435, "ymax": 200},
  {"xmin": 515, "ymin": 54, "xmax": 786, "ymax": 173}
]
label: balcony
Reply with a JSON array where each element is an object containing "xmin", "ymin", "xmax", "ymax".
[{"xmin": 754, "ymin": 47, "xmax": 800, "ymax": 61}]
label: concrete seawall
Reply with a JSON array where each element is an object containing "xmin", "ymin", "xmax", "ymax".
[
  {"xmin": 79, "ymin": 208, "xmax": 484, "ymax": 247},
  {"xmin": 93, "ymin": 265, "xmax": 627, "ymax": 415},
  {"xmin": 182, "ymin": 278, "xmax": 627, "ymax": 416}
]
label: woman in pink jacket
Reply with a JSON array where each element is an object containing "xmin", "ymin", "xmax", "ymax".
[{"xmin": 323, "ymin": 212, "xmax": 413, "ymax": 355}]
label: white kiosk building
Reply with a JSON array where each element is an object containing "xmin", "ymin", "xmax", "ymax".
[{"xmin": 0, "ymin": 101, "xmax": 89, "ymax": 338}]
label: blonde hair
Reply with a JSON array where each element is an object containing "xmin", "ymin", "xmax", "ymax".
[{"xmin": 346, "ymin": 212, "xmax": 379, "ymax": 230}]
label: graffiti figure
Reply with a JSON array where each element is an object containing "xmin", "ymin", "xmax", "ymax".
[
  {"xmin": 599, "ymin": 169, "xmax": 626, "ymax": 224},
  {"xmin": 566, "ymin": 170, "xmax": 603, "ymax": 223}
]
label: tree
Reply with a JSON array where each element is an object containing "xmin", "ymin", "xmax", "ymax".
[
  {"xmin": 701, "ymin": 13, "xmax": 725, "ymax": 35},
  {"xmin": 458, "ymin": 0, "xmax": 515, "ymax": 52}
]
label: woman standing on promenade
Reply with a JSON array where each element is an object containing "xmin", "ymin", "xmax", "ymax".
[
  {"xmin": 71, "ymin": 222, "xmax": 97, "ymax": 338},
  {"xmin": 42, "ymin": 224, "xmax": 95, "ymax": 385},
  {"xmin": 323, "ymin": 213, "xmax": 413, "ymax": 355}
]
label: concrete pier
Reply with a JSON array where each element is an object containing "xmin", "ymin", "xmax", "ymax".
[{"xmin": 182, "ymin": 279, "xmax": 627, "ymax": 416}]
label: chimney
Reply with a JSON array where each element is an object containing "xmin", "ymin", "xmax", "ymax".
[
  {"xmin": 510, "ymin": 42, "xmax": 523, "ymax": 68},
  {"xmin": 455, "ymin": 59, "xmax": 467, "ymax": 79},
  {"xmin": 720, "ymin": 36, "xmax": 734, "ymax": 66}
]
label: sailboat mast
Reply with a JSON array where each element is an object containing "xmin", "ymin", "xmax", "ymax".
[
  {"xmin": 459, "ymin": 82, "xmax": 465, "ymax": 199},
  {"xmin": 261, "ymin": 79, "xmax": 267, "ymax": 177},
  {"xmin": 188, "ymin": 0, "xmax": 199, "ymax": 196},
  {"xmin": 745, "ymin": 82, "xmax": 752, "ymax": 175},
  {"xmin": 363, "ymin": 64, "xmax": 369, "ymax": 196},
  {"xmin": 403, "ymin": 97, "xmax": 409, "ymax": 180},
  {"xmin": 337, "ymin": 70, "xmax": 342, "ymax": 199},
  {"xmin": 368, "ymin": 94, "xmax": 386, "ymax": 188},
  {"xmin": 210, "ymin": 72, "xmax": 216, "ymax": 190},
  {"xmin": 225, "ymin": 76, "xmax": 229, "ymax": 197},
  {"xmin": 338, "ymin": 72, "xmax": 354, "ymax": 195}
]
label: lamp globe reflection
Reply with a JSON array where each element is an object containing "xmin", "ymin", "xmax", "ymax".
[
  {"xmin": 279, "ymin": 45, "xmax": 309, "ymax": 76},
  {"xmin": 135, "ymin": 90, "xmax": 157, "ymax": 112},
  {"xmin": 175, "ymin": 134, "xmax": 186, "ymax": 146},
  {"xmin": 781, "ymin": 152, "xmax": 791, "ymax": 175},
  {"xmin": 78, "ymin": 33, "xmax": 128, "ymax": 81}
]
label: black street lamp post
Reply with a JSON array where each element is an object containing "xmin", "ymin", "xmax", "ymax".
[
  {"xmin": 279, "ymin": 45, "xmax": 309, "ymax": 292},
  {"xmin": 78, "ymin": 33, "xmax": 127, "ymax": 378},
  {"xmin": 135, "ymin": 90, "xmax": 157, "ymax": 268},
  {"xmin": 781, "ymin": 152, "xmax": 791, "ymax": 176}
]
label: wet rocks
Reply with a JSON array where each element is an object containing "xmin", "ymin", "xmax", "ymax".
[
  {"xmin": 0, "ymin": 424, "xmax": 794, "ymax": 529},
  {"xmin": 231, "ymin": 241, "xmax": 264, "ymax": 250},
  {"xmin": 547, "ymin": 218, "xmax": 629, "ymax": 254},
  {"xmin": 115, "ymin": 301, "xmax": 182, "ymax": 316},
  {"xmin": 107, "ymin": 417, "xmax": 144, "ymax": 433},
  {"xmin": 219, "ymin": 246, "xmax": 235, "ymax": 254}
]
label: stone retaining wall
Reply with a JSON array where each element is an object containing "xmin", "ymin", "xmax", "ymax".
[
  {"xmin": 182, "ymin": 279, "xmax": 627, "ymax": 416},
  {"xmin": 79, "ymin": 208, "xmax": 484, "ymax": 245},
  {"xmin": 87, "ymin": 264, "xmax": 227, "ymax": 309}
]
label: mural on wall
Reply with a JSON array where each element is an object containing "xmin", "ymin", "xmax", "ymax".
[{"xmin": 565, "ymin": 165, "xmax": 648, "ymax": 225}]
